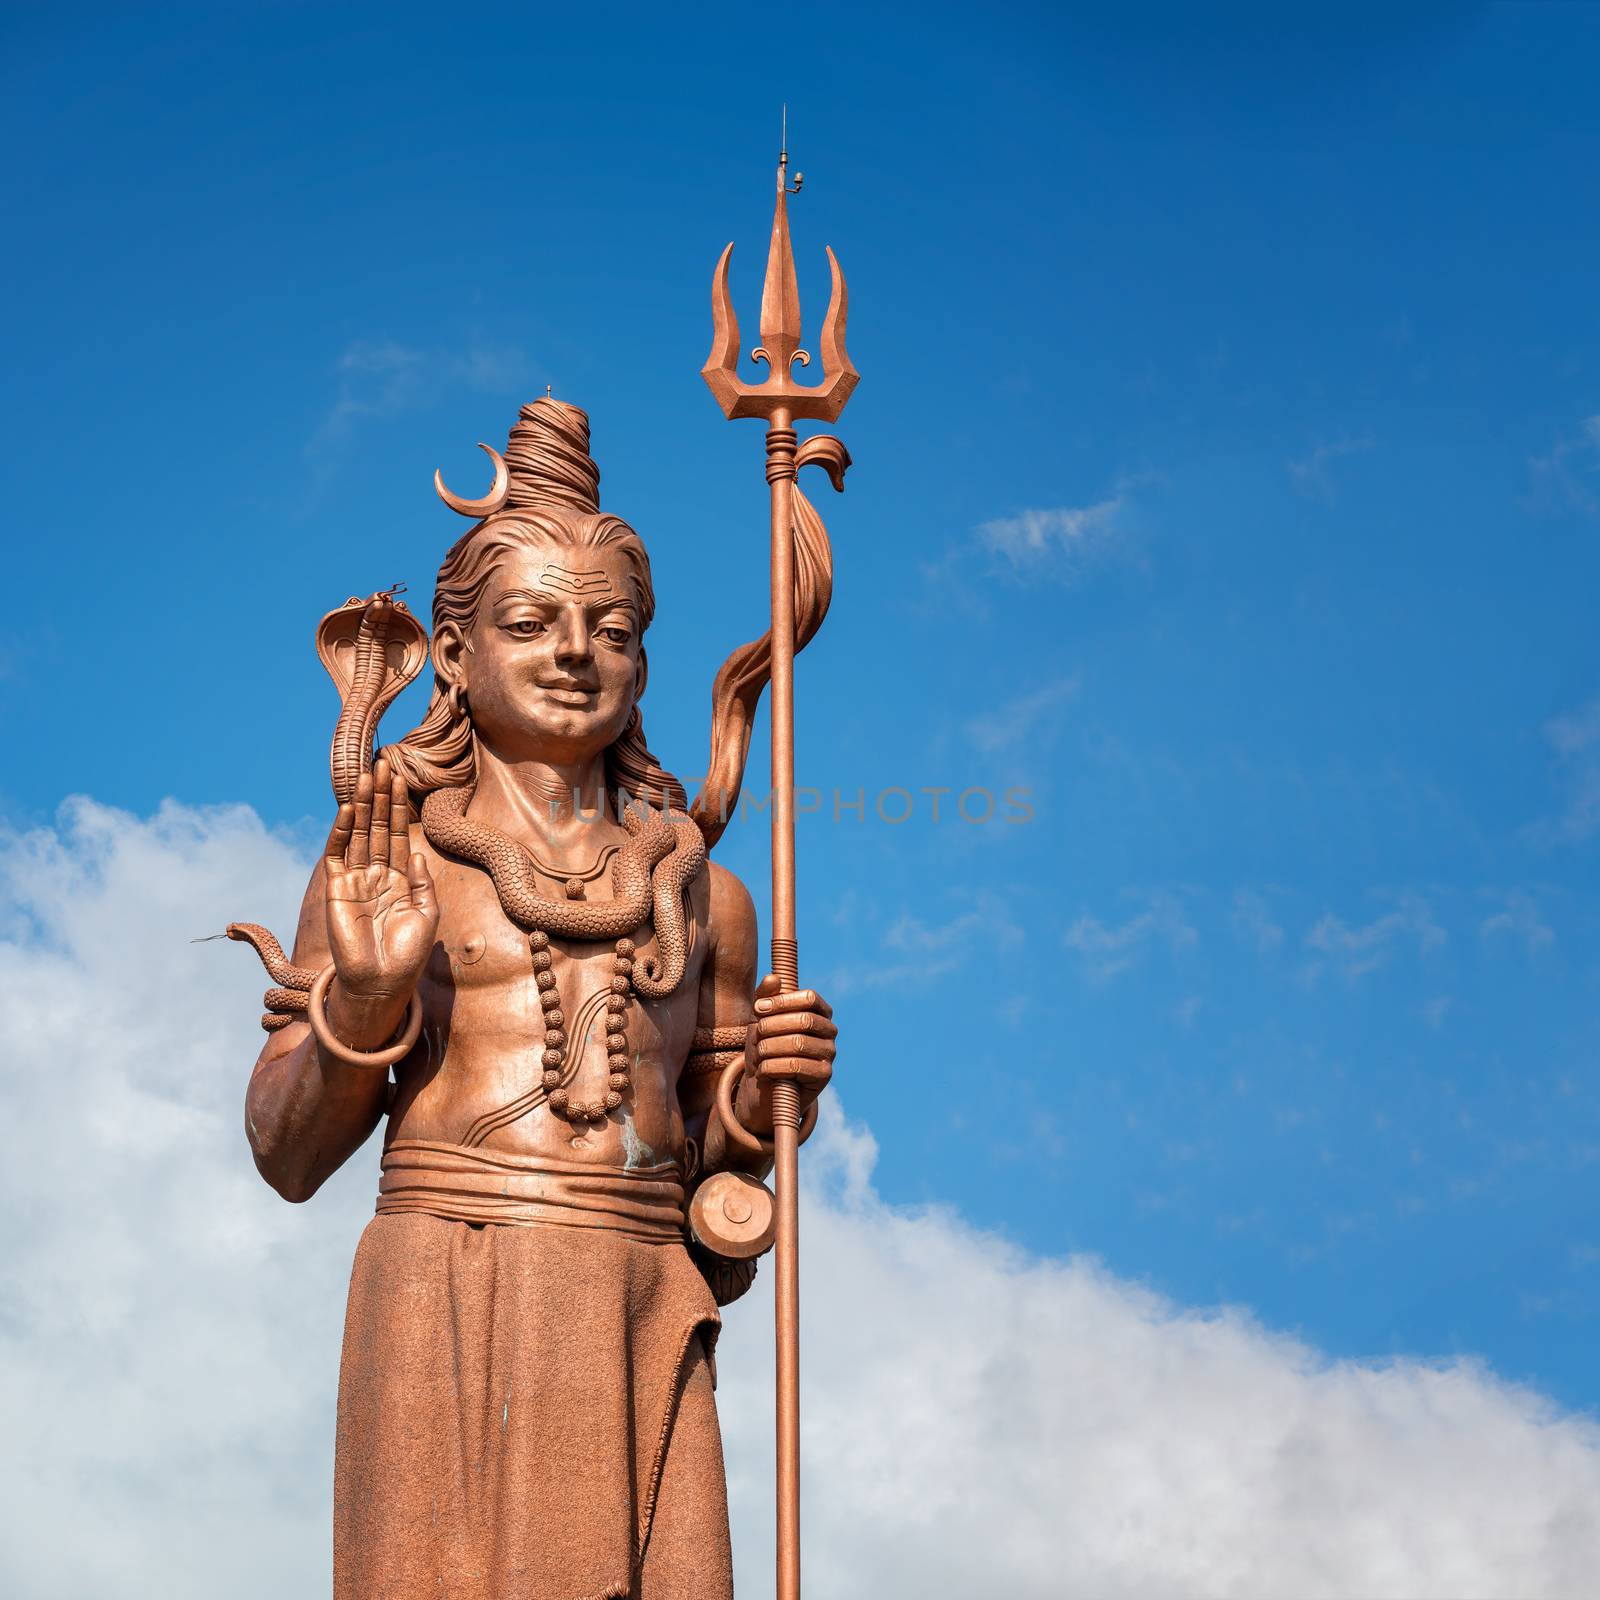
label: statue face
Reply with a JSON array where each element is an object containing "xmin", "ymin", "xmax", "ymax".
[{"xmin": 449, "ymin": 542, "xmax": 644, "ymax": 765}]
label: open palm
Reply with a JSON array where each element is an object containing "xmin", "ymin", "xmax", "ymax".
[{"xmin": 324, "ymin": 757, "xmax": 438, "ymax": 1000}]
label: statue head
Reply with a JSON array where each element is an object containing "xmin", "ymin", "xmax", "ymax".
[{"xmin": 382, "ymin": 399, "xmax": 687, "ymax": 812}]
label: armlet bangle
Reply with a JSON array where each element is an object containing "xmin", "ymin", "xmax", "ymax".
[
  {"xmin": 714, "ymin": 1056, "xmax": 817, "ymax": 1158},
  {"xmin": 307, "ymin": 963, "xmax": 424, "ymax": 1069}
]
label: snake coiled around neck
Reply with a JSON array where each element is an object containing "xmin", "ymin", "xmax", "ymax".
[{"xmin": 419, "ymin": 784, "xmax": 705, "ymax": 995}]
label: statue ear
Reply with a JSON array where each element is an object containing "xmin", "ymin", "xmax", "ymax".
[
  {"xmin": 634, "ymin": 646, "xmax": 649, "ymax": 708},
  {"xmin": 433, "ymin": 622, "xmax": 467, "ymax": 689}
]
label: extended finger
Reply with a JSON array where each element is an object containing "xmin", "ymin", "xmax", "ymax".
[
  {"xmin": 323, "ymin": 803, "xmax": 355, "ymax": 869},
  {"xmin": 389, "ymin": 772, "xmax": 411, "ymax": 873},
  {"xmin": 752, "ymin": 988, "xmax": 832, "ymax": 1020},
  {"xmin": 370, "ymin": 758, "xmax": 391, "ymax": 867},
  {"xmin": 406, "ymin": 852, "xmax": 436, "ymax": 919},
  {"xmin": 755, "ymin": 1032, "xmax": 834, "ymax": 1062},
  {"xmin": 348, "ymin": 773, "xmax": 373, "ymax": 868},
  {"xmin": 753, "ymin": 973, "xmax": 783, "ymax": 1001},
  {"xmin": 754, "ymin": 1010, "xmax": 837, "ymax": 1041}
]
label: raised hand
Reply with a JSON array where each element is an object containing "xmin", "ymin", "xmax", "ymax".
[
  {"xmin": 322, "ymin": 756, "xmax": 438, "ymax": 1047},
  {"xmin": 740, "ymin": 974, "xmax": 837, "ymax": 1130}
]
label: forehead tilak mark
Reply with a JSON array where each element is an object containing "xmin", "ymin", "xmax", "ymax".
[{"xmin": 538, "ymin": 564, "xmax": 613, "ymax": 598}]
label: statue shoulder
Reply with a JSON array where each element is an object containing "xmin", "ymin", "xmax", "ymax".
[{"xmin": 704, "ymin": 858, "xmax": 758, "ymax": 958}]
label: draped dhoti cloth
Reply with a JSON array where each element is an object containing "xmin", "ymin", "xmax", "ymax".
[{"xmin": 334, "ymin": 1140, "xmax": 729, "ymax": 1600}]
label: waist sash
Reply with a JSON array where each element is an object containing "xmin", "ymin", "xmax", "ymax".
[{"xmin": 377, "ymin": 1138, "xmax": 686, "ymax": 1243}]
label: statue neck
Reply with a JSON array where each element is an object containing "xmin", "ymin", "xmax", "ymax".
[{"xmin": 466, "ymin": 745, "xmax": 617, "ymax": 847}]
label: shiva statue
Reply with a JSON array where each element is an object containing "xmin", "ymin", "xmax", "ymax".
[{"xmin": 229, "ymin": 396, "xmax": 838, "ymax": 1598}]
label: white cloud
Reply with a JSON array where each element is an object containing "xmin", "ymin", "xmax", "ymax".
[
  {"xmin": 1232, "ymin": 887, "xmax": 1285, "ymax": 954},
  {"xmin": 1303, "ymin": 891, "xmax": 1446, "ymax": 982},
  {"xmin": 1063, "ymin": 889, "xmax": 1198, "ymax": 982},
  {"xmin": 312, "ymin": 336, "xmax": 533, "ymax": 448},
  {"xmin": 1542, "ymin": 695, "xmax": 1600, "ymax": 840},
  {"xmin": 1546, "ymin": 695, "xmax": 1600, "ymax": 758},
  {"xmin": 830, "ymin": 901, "xmax": 1023, "ymax": 997},
  {"xmin": 1528, "ymin": 416, "xmax": 1600, "ymax": 518},
  {"xmin": 726, "ymin": 1114, "xmax": 1600, "ymax": 1600},
  {"xmin": 4, "ymin": 801, "xmax": 1600, "ymax": 1598},
  {"xmin": 964, "ymin": 675, "xmax": 1080, "ymax": 753},
  {"xmin": 920, "ymin": 477, "xmax": 1150, "ymax": 607},
  {"xmin": 884, "ymin": 908, "xmax": 992, "ymax": 953},
  {"xmin": 1480, "ymin": 889, "xmax": 1556, "ymax": 956},
  {"xmin": 1420, "ymin": 994, "xmax": 1454, "ymax": 1031},
  {"xmin": 1287, "ymin": 435, "xmax": 1374, "ymax": 498},
  {"xmin": 0, "ymin": 798, "xmax": 348, "ymax": 1598},
  {"xmin": 318, "ymin": 336, "xmax": 427, "ymax": 436},
  {"xmin": 976, "ymin": 498, "xmax": 1125, "ymax": 582}
]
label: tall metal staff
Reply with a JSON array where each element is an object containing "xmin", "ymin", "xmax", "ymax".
[{"xmin": 701, "ymin": 128, "xmax": 858, "ymax": 1600}]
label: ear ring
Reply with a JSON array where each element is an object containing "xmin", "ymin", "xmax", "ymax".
[{"xmin": 448, "ymin": 683, "xmax": 467, "ymax": 719}]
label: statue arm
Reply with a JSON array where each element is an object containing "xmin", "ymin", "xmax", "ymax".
[
  {"xmin": 243, "ymin": 858, "xmax": 390, "ymax": 1203},
  {"xmin": 681, "ymin": 861, "xmax": 773, "ymax": 1182}
]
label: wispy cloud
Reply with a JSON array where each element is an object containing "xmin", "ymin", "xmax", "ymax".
[
  {"xmin": 1548, "ymin": 696, "xmax": 1600, "ymax": 758},
  {"xmin": 311, "ymin": 337, "xmax": 533, "ymax": 452},
  {"xmin": 975, "ymin": 497, "xmax": 1126, "ymax": 584},
  {"xmin": 1479, "ymin": 889, "xmax": 1556, "ymax": 957},
  {"xmin": 1420, "ymin": 994, "xmax": 1454, "ymax": 1030},
  {"xmin": 886, "ymin": 908, "xmax": 997, "ymax": 954},
  {"xmin": 830, "ymin": 899, "xmax": 1023, "ymax": 996},
  {"xmin": 1232, "ymin": 887, "xmax": 1285, "ymax": 955},
  {"xmin": 919, "ymin": 474, "xmax": 1153, "ymax": 606},
  {"xmin": 1287, "ymin": 435, "xmax": 1374, "ymax": 498},
  {"xmin": 1063, "ymin": 890, "xmax": 1197, "ymax": 982},
  {"xmin": 317, "ymin": 337, "xmax": 426, "ymax": 439},
  {"xmin": 1303, "ymin": 890, "xmax": 1446, "ymax": 982},
  {"xmin": 1541, "ymin": 694, "xmax": 1600, "ymax": 839},
  {"xmin": 964, "ymin": 675, "xmax": 1080, "ymax": 753},
  {"xmin": 1528, "ymin": 416, "xmax": 1600, "ymax": 517}
]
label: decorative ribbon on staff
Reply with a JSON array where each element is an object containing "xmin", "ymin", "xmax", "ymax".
[{"xmin": 700, "ymin": 128, "xmax": 858, "ymax": 1600}]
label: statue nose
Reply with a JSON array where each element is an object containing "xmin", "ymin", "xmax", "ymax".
[{"xmin": 552, "ymin": 609, "xmax": 592, "ymax": 662}]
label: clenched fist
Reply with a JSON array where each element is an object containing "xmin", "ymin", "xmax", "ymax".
[{"xmin": 738, "ymin": 975, "xmax": 837, "ymax": 1132}]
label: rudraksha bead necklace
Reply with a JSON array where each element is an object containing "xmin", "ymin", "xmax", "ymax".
[{"xmin": 535, "ymin": 931, "xmax": 638, "ymax": 1123}]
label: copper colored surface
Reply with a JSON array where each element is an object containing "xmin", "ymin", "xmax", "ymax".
[
  {"xmin": 314, "ymin": 588, "xmax": 428, "ymax": 807},
  {"xmin": 432, "ymin": 440, "xmax": 510, "ymax": 519},
  {"xmin": 700, "ymin": 139, "xmax": 859, "ymax": 1600},
  {"xmin": 715, "ymin": 1052, "xmax": 819, "ymax": 1158},
  {"xmin": 335, "ymin": 1212, "xmax": 727, "ymax": 1598},
  {"xmin": 701, "ymin": 154, "xmax": 857, "ymax": 424},
  {"xmin": 306, "ymin": 962, "xmax": 424, "ymax": 1067},
  {"xmin": 231, "ymin": 378, "xmax": 845, "ymax": 1592},
  {"xmin": 689, "ymin": 1170, "xmax": 776, "ymax": 1259}
]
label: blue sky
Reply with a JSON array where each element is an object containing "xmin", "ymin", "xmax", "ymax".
[{"xmin": 5, "ymin": 0, "xmax": 1600, "ymax": 1432}]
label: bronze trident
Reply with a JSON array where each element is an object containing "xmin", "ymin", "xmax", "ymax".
[{"xmin": 701, "ymin": 129, "xmax": 858, "ymax": 1600}]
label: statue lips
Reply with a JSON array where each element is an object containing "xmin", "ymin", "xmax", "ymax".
[{"xmin": 537, "ymin": 677, "xmax": 600, "ymax": 708}]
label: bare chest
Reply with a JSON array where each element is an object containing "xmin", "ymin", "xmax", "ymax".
[{"xmin": 410, "ymin": 842, "xmax": 706, "ymax": 1074}]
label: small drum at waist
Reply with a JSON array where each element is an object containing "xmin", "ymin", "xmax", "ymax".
[{"xmin": 688, "ymin": 1170, "xmax": 776, "ymax": 1260}]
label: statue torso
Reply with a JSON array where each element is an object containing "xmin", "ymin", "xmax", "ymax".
[{"xmin": 386, "ymin": 825, "xmax": 710, "ymax": 1170}]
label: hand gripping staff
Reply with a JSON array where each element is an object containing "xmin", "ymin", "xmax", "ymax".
[{"xmin": 699, "ymin": 128, "xmax": 858, "ymax": 1600}]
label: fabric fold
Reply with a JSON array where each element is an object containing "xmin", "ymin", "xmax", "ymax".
[
  {"xmin": 335, "ymin": 1204, "xmax": 727, "ymax": 1599},
  {"xmin": 376, "ymin": 1137, "xmax": 687, "ymax": 1242}
]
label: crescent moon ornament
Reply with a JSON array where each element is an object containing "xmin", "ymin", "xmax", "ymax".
[{"xmin": 434, "ymin": 442, "xmax": 510, "ymax": 518}]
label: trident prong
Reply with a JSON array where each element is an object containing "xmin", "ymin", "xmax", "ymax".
[{"xmin": 701, "ymin": 147, "xmax": 858, "ymax": 422}]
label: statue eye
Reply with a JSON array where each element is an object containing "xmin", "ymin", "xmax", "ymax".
[
  {"xmin": 507, "ymin": 618, "xmax": 546, "ymax": 637},
  {"xmin": 599, "ymin": 626, "xmax": 631, "ymax": 645}
]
